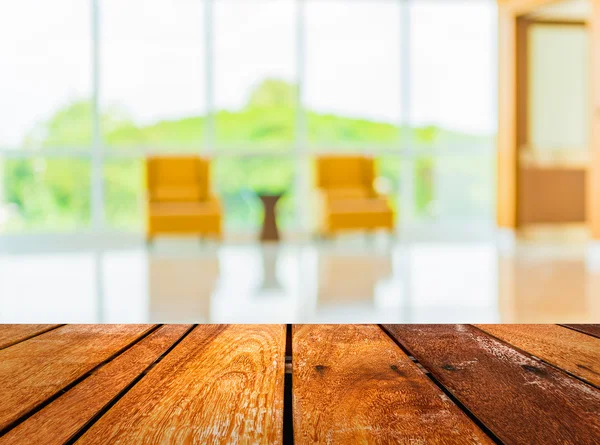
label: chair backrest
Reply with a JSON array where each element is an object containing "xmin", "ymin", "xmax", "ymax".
[
  {"xmin": 146, "ymin": 156, "xmax": 210, "ymax": 202},
  {"xmin": 316, "ymin": 156, "xmax": 375, "ymax": 193}
]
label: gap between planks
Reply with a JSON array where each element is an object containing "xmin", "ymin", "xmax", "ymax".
[
  {"xmin": 0, "ymin": 324, "xmax": 65, "ymax": 351},
  {"xmin": 559, "ymin": 324, "xmax": 600, "ymax": 339},
  {"xmin": 0, "ymin": 325, "xmax": 163, "ymax": 437},
  {"xmin": 471, "ymin": 324, "xmax": 600, "ymax": 390},
  {"xmin": 382, "ymin": 324, "xmax": 600, "ymax": 445},
  {"xmin": 63, "ymin": 324, "xmax": 198, "ymax": 444},
  {"xmin": 378, "ymin": 324, "xmax": 504, "ymax": 445},
  {"xmin": 283, "ymin": 324, "xmax": 294, "ymax": 445}
]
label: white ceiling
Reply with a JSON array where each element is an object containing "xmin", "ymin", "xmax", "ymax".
[{"xmin": 528, "ymin": 0, "xmax": 590, "ymax": 21}]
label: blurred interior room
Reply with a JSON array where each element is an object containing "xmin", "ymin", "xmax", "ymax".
[{"xmin": 0, "ymin": 0, "xmax": 599, "ymax": 323}]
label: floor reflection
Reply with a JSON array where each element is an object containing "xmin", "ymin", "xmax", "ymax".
[
  {"xmin": 148, "ymin": 253, "xmax": 220, "ymax": 323},
  {"xmin": 497, "ymin": 246, "xmax": 598, "ymax": 323},
  {"xmin": 0, "ymin": 240, "xmax": 598, "ymax": 323},
  {"xmin": 317, "ymin": 250, "xmax": 392, "ymax": 305}
]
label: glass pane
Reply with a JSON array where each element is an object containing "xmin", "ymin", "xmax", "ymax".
[
  {"xmin": 409, "ymin": 1, "xmax": 495, "ymax": 145},
  {"xmin": 375, "ymin": 156, "xmax": 401, "ymax": 217},
  {"xmin": 529, "ymin": 24, "xmax": 589, "ymax": 155},
  {"xmin": 214, "ymin": 157, "xmax": 295, "ymax": 232},
  {"xmin": 0, "ymin": 0, "xmax": 92, "ymax": 149},
  {"xmin": 410, "ymin": 153, "xmax": 494, "ymax": 223},
  {"xmin": 101, "ymin": 0, "xmax": 205, "ymax": 150},
  {"xmin": 103, "ymin": 159, "xmax": 143, "ymax": 230},
  {"xmin": 214, "ymin": 0, "xmax": 296, "ymax": 148},
  {"xmin": 0, "ymin": 158, "xmax": 91, "ymax": 232},
  {"xmin": 305, "ymin": 0, "xmax": 401, "ymax": 147}
]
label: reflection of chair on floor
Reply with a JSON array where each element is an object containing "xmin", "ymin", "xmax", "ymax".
[
  {"xmin": 145, "ymin": 156, "xmax": 222, "ymax": 242},
  {"xmin": 148, "ymin": 256, "xmax": 220, "ymax": 322},
  {"xmin": 314, "ymin": 155, "xmax": 395, "ymax": 237},
  {"xmin": 318, "ymin": 252, "xmax": 392, "ymax": 304}
]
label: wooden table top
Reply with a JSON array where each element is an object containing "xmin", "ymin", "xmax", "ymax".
[{"xmin": 0, "ymin": 324, "xmax": 599, "ymax": 444}]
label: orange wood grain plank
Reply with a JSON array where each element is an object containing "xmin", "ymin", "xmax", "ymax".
[
  {"xmin": 0, "ymin": 324, "xmax": 155, "ymax": 431},
  {"xmin": 76, "ymin": 325, "xmax": 286, "ymax": 445},
  {"xmin": 562, "ymin": 324, "xmax": 600, "ymax": 339},
  {"xmin": 293, "ymin": 325, "xmax": 493, "ymax": 444},
  {"xmin": 476, "ymin": 324, "xmax": 600, "ymax": 387},
  {"xmin": 1, "ymin": 325, "xmax": 191, "ymax": 444},
  {"xmin": 0, "ymin": 325, "xmax": 61, "ymax": 350},
  {"xmin": 383, "ymin": 325, "xmax": 600, "ymax": 445}
]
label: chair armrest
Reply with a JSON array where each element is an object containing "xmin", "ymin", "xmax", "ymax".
[{"xmin": 206, "ymin": 194, "xmax": 223, "ymax": 211}]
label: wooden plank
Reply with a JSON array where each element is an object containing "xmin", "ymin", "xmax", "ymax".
[
  {"xmin": 0, "ymin": 325, "xmax": 62, "ymax": 350},
  {"xmin": 0, "ymin": 324, "xmax": 155, "ymax": 432},
  {"xmin": 476, "ymin": 324, "xmax": 600, "ymax": 387},
  {"xmin": 562, "ymin": 324, "xmax": 600, "ymax": 339},
  {"xmin": 1, "ymin": 325, "xmax": 191, "ymax": 445},
  {"xmin": 293, "ymin": 325, "xmax": 493, "ymax": 444},
  {"xmin": 383, "ymin": 324, "xmax": 600, "ymax": 445},
  {"xmin": 76, "ymin": 325, "xmax": 286, "ymax": 445}
]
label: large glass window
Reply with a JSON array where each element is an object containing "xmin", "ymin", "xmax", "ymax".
[
  {"xmin": 100, "ymin": 0, "xmax": 206, "ymax": 150},
  {"xmin": 407, "ymin": 1, "xmax": 496, "ymax": 224},
  {"xmin": 214, "ymin": 0, "xmax": 296, "ymax": 148},
  {"xmin": 409, "ymin": 1, "xmax": 495, "ymax": 139},
  {"xmin": 0, "ymin": 0, "xmax": 498, "ymax": 237},
  {"xmin": 0, "ymin": 0, "xmax": 92, "ymax": 149},
  {"xmin": 305, "ymin": 0, "xmax": 402, "ymax": 148}
]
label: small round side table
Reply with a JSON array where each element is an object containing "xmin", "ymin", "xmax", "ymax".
[{"xmin": 259, "ymin": 194, "xmax": 282, "ymax": 242}]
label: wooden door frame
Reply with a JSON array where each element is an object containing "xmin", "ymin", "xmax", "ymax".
[{"xmin": 496, "ymin": 0, "xmax": 599, "ymax": 235}]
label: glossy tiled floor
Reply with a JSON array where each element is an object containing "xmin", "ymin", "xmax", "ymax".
[{"xmin": 0, "ymin": 238, "xmax": 598, "ymax": 323}]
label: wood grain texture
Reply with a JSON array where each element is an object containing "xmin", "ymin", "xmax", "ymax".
[
  {"xmin": 76, "ymin": 325, "xmax": 286, "ymax": 445},
  {"xmin": 0, "ymin": 324, "xmax": 155, "ymax": 431},
  {"xmin": 293, "ymin": 324, "xmax": 493, "ymax": 445},
  {"xmin": 1, "ymin": 325, "xmax": 191, "ymax": 445},
  {"xmin": 0, "ymin": 325, "xmax": 61, "ymax": 350},
  {"xmin": 563, "ymin": 324, "xmax": 600, "ymax": 339},
  {"xmin": 383, "ymin": 324, "xmax": 600, "ymax": 445},
  {"xmin": 476, "ymin": 324, "xmax": 600, "ymax": 387}
]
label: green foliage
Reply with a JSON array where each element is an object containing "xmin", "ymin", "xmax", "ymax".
[
  {"xmin": 103, "ymin": 160, "xmax": 143, "ymax": 229},
  {"xmin": 216, "ymin": 108, "xmax": 295, "ymax": 145},
  {"xmin": 307, "ymin": 113, "xmax": 399, "ymax": 145},
  {"xmin": 248, "ymin": 78, "xmax": 297, "ymax": 109},
  {"xmin": 23, "ymin": 101, "xmax": 93, "ymax": 148},
  {"xmin": 3, "ymin": 159, "xmax": 90, "ymax": 230},
  {"xmin": 1, "ymin": 79, "xmax": 492, "ymax": 232},
  {"xmin": 105, "ymin": 116, "xmax": 205, "ymax": 148}
]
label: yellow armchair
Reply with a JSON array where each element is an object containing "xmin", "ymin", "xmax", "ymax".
[
  {"xmin": 145, "ymin": 156, "xmax": 222, "ymax": 241},
  {"xmin": 315, "ymin": 155, "xmax": 395, "ymax": 236}
]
